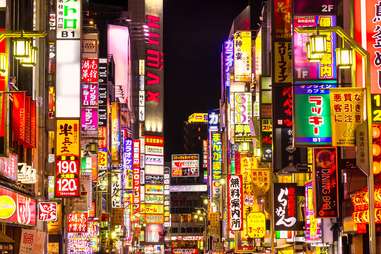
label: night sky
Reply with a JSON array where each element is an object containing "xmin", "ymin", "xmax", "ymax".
[
  {"xmin": 164, "ymin": 0, "xmax": 247, "ymax": 157},
  {"xmin": 91, "ymin": 0, "xmax": 249, "ymax": 157}
]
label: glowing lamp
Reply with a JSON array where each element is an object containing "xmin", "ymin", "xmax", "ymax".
[
  {"xmin": 20, "ymin": 46, "xmax": 37, "ymax": 67},
  {"xmin": 12, "ymin": 39, "xmax": 31, "ymax": 59},
  {"xmin": 306, "ymin": 42, "xmax": 323, "ymax": 62},
  {"xmin": 203, "ymin": 199, "xmax": 208, "ymax": 205},
  {"xmin": 0, "ymin": 53, "xmax": 6, "ymax": 74},
  {"xmin": 310, "ymin": 34, "xmax": 327, "ymax": 55},
  {"xmin": 336, "ymin": 48, "xmax": 353, "ymax": 69}
]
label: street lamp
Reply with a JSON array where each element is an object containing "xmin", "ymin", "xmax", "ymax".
[
  {"xmin": 336, "ymin": 48, "xmax": 353, "ymax": 69},
  {"xmin": 309, "ymin": 33, "xmax": 327, "ymax": 55},
  {"xmin": 12, "ymin": 38, "xmax": 31, "ymax": 59},
  {"xmin": 296, "ymin": 25, "xmax": 376, "ymax": 253},
  {"xmin": 20, "ymin": 46, "xmax": 37, "ymax": 67}
]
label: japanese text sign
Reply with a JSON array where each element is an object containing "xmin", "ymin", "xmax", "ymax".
[
  {"xmin": 247, "ymin": 212, "xmax": 266, "ymax": 238},
  {"xmin": 330, "ymin": 88, "xmax": 364, "ymax": 146},
  {"xmin": 67, "ymin": 212, "xmax": 88, "ymax": 233},
  {"xmin": 372, "ymin": 94, "xmax": 381, "ymax": 122},
  {"xmin": 211, "ymin": 132, "xmax": 222, "ymax": 180},
  {"xmin": 81, "ymin": 108, "xmax": 98, "ymax": 131},
  {"xmin": 228, "ymin": 175, "xmax": 243, "ymax": 231},
  {"xmin": 305, "ymin": 181, "xmax": 322, "ymax": 242},
  {"xmin": 273, "ymin": 0, "xmax": 292, "ymax": 40},
  {"xmin": 274, "ymin": 42, "xmax": 292, "ymax": 83},
  {"xmin": 274, "ymin": 183, "xmax": 297, "ymax": 230},
  {"xmin": 56, "ymin": 119, "xmax": 80, "ymax": 157},
  {"xmin": 293, "ymin": 0, "xmax": 337, "ymax": 15},
  {"xmin": 294, "ymin": 83, "xmax": 334, "ymax": 145},
  {"xmin": 234, "ymin": 31, "xmax": 252, "ymax": 82},
  {"xmin": 81, "ymin": 84, "xmax": 98, "ymax": 106},
  {"xmin": 81, "ymin": 59, "xmax": 99, "ymax": 83},
  {"xmin": 314, "ymin": 147, "xmax": 338, "ymax": 217},
  {"xmin": 56, "ymin": 0, "xmax": 81, "ymax": 39},
  {"xmin": 223, "ymin": 40, "xmax": 234, "ymax": 87},
  {"xmin": 0, "ymin": 153, "xmax": 18, "ymax": 181},
  {"xmin": 293, "ymin": 16, "xmax": 336, "ymax": 81},
  {"xmin": 55, "ymin": 158, "xmax": 80, "ymax": 197},
  {"xmin": 38, "ymin": 202, "xmax": 57, "ymax": 222}
]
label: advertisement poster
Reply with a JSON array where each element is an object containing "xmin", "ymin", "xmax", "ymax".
[
  {"xmin": 314, "ymin": 147, "xmax": 338, "ymax": 218},
  {"xmin": 227, "ymin": 175, "xmax": 243, "ymax": 231},
  {"xmin": 81, "ymin": 59, "xmax": 99, "ymax": 83},
  {"xmin": 247, "ymin": 212, "xmax": 266, "ymax": 238},
  {"xmin": 38, "ymin": 202, "xmax": 57, "ymax": 222},
  {"xmin": 19, "ymin": 229, "xmax": 45, "ymax": 254},
  {"xmin": 294, "ymin": 83, "xmax": 334, "ymax": 146},
  {"xmin": 171, "ymin": 154, "xmax": 199, "ymax": 177},
  {"xmin": 81, "ymin": 83, "xmax": 98, "ymax": 106},
  {"xmin": 274, "ymin": 183, "xmax": 297, "ymax": 230},
  {"xmin": 234, "ymin": 92, "xmax": 252, "ymax": 125},
  {"xmin": 81, "ymin": 108, "xmax": 98, "ymax": 131},
  {"xmin": 330, "ymin": 88, "xmax": 363, "ymax": 146}
]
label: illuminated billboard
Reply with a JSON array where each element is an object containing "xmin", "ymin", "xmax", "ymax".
[
  {"xmin": 171, "ymin": 154, "xmax": 199, "ymax": 177},
  {"xmin": 294, "ymin": 83, "xmax": 334, "ymax": 146},
  {"xmin": 145, "ymin": 2, "xmax": 164, "ymax": 133},
  {"xmin": 234, "ymin": 31, "xmax": 252, "ymax": 82},
  {"xmin": 107, "ymin": 25, "xmax": 132, "ymax": 105}
]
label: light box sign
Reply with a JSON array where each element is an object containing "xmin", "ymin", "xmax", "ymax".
[
  {"xmin": 56, "ymin": 40, "xmax": 81, "ymax": 118},
  {"xmin": 330, "ymin": 88, "xmax": 363, "ymax": 146},
  {"xmin": 141, "ymin": 204, "xmax": 164, "ymax": 214},
  {"xmin": 17, "ymin": 163, "xmax": 36, "ymax": 184},
  {"xmin": 234, "ymin": 92, "xmax": 252, "ymax": 125},
  {"xmin": 55, "ymin": 158, "xmax": 80, "ymax": 197},
  {"xmin": 145, "ymin": 185, "xmax": 164, "ymax": 195},
  {"xmin": 228, "ymin": 175, "xmax": 243, "ymax": 231},
  {"xmin": 171, "ymin": 154, "xmax": 199, "ymax": 177},
  {"xmin": 67, "ymin": 212, "xmax": 88, "ymax": 233},
  {"xmin": 294, "ymin": 83, "xmax": 335, "ymax": 146},
  {"xmin": 81, "ymin": 108, "xmax": 98, "ymax": 131},
  {"xmin": 274, "ymin": 42, "xmax": 292, "ymax": 83},
  {"xmin": 145, "ymin": 175, "xmax": 164, "ymax": 185},
  {"xmin": 208, "ymin": 109, "xmax": 219, "ymax": 131},
  {"xmin": 314, "ymin": 147, "xmax": 338, "ymax": 218},
  {"xmin": 81, "ymin": 59, "xmax": 99, "ymax": 83},
  {"xmin": 211, "ymin": 132, "xmax": 222, "ymax": 180},
  {"xmin": 38, "ymin": 202, "xmax": 57, "ymax": 222},
  {"xmin": 247, "ymin": 212, "xmax": 266, "ymax": 238},
  {"xmin": 81, "ymin": 84, "xmax": 98, "ymax": 107},
  {"xmin": 133, "ymin": 140, "xmax": 140, "ymax": 217},
  {"xmin": 274, "ymin": 183, "xmax": 297, "ymax": 230},
  {"xmin": 0, "ymin": 153, "xmax": 18, "ymax": 181},
  {"xmin": 293, "ymin": 16, "xmax": 336, "ymax": 81},
  {"xmin": 145, "ymin": 194, "xmax": 164, "ymax": 204},
  {"xmin": 0, "ymin": 186, "xmax": 36, "ymax": 226},
  {"xmin": 273, "ymin": 0, "xmax": 292, "ymax": 40},
  {"xmin": 144, "ymin": 9, "xmax": 164, "ymax": 133},
  {"xmin": 305, "ymin": 181, "xmax": 322, "ymax": 243},
  {"xmin": 234, "ymin": 31, "xmax": 252, "ymax": 82},
  {"xmin": 56, "ymin": 0, "xmax": 81, "ymax": 39},
  {"xmin": 98, "ymin": 58, "xmax": 108, "ymax": 127},
  {"xmin": 56, "ymin": 119, "xmax": 80, "ymax": 157},
  {"xmin": 111, "ymin": 171, "xmax": 122, "ymax": 208},
  {"xmin": 223, "ymin": 39, "xmax": 234, "ymax": 87},
  {"xmin": 294, "ymin": 0, "xmax": 337, "ymax": 15}
]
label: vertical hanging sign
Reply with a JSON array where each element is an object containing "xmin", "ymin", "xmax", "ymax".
[
  {"xmin": 228, "ymin": 175, "xmax": 243, "ymax": 231},
  {"xmin": 274, "ymin": 183, "xmax": 297, "ymax": 230}
]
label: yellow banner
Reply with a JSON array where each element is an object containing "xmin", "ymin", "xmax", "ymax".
[
  {"xmin": 98, "ymin": 151, "xmax": 108, "ymax": 168},
  {"xmin": 247, "ymin": 212, "xmax": 265, "ymax": 238},
  {"xmin": 274, "ymin": 42, "xmax": 292, "ymax": 83},
  {"xmin": 56, "ymin": 119, "xmax": 80, "ymax": 157},
  {"xmin": 330, "ymin": 88, "xmax": 364, "ymax": 146}
]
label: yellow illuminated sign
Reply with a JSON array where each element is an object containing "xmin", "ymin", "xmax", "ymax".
[
  {"xmin": 234, "ymin": 31, "xmax": 252, "ymax": 82},
  {"xmin": 187, "ymin": 113, "xmax": 207, "ymax": 123},
  {"xmin": 141, "ymin": 204, "xmax": 164, "ymax": 214},
  {"xmin": 247, "ymin": 212, "xmax": 265, "ymax": 238},
  {"xmin": 56, "ymin": 119, "xmax": 80, "ymax": 157}
]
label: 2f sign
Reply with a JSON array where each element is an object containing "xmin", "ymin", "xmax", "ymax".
[{"xmin": 322, "ymin": 4, "xmax": 334, "ymax": 13}]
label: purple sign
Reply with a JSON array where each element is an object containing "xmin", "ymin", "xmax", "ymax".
[
  {"xmin": 293, "ymin": 16, "xmax": 336, "ymax": 82},
  {"xmin": 294, "ymin": 0, "xmax": 337, "ymax": 15},
  {"xmin": 223, "ymin": 40, "xmax": 233, "ymax": 88},
  {"xmin": 81, "ymin": 108, "xmax": 98, "ymax": 131},
  {"xmin": 123, "ymin": 138, "xmax": 133, "ymax": 171},
  {"xmin": 81, "ymin": 84, "xmax": 98, "ymax": 107}
]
